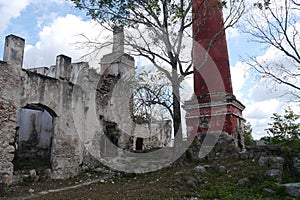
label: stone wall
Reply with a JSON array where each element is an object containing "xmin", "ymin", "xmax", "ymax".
[
  {"xmin": 20, "ymin": 64, "xmax": 88, "ymax": 180},
  {"xmin": 0, "ymin": 33, "xmax": 173, "ymax": 185},
  {"xmin": 0, "ymin": 35, "xmax": 92, "ymax": 183},
  {"xmin": 132, "ymin": 121, "xmax": 172, "ymax": 150},
  {"xmin": 189, "ymin": 132, "xmax": 240, "ymax": 161},
  {"xmin": 188, "ymin": 130, "xmax": 296, "ymax": 163},
  {"xmin": 0, "ymin": 35, "xmax": 25, "ymax": 184},
  {"xmin": 0, "ymin": 61, "xmax": 22, "ymax": 184},
  {"xmin": 240, "ymin": 145, "xmax": 282, "ymax": 159}
]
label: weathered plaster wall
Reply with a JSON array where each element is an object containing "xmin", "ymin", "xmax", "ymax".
[
  {"xmin": 132, "ymin": 121, "xmax": 172, "ymax": 150},
  {"xmin": 0, "ymin": 51, "xmax": 89, "ymax": 183},
  {"xmin": 20, "ymin": 68, "xmax": 84, "ymax": 179},
  {"xmin": 0, "ymin": 33, "xmax": 171, "ymax": 185}
]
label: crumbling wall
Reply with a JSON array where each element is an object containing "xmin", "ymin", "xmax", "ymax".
[
  {"xmin": 97, "ymin": 51, "xmax": 135, "ymax": 151},
  {"xmin": 132, "ymin": 121, "xmax": 172, "ymax": 150},
  {"xmin": 0, "ymin": 33, "xmax": 171, "ymax": 184},
  {"xmin": 71, "ymin": 65, "xmax": 104, "ymax": 167},
  {"xmin": 0, "ymin": 61, "xmax": 22, "ymax": 184},
  {"xmin": 0, "ymin": 52, "xmax": 90, "ymax": 183},
  {"xmin": 21, "ymin": 67, "xmax": 84, "ymax": 179}
]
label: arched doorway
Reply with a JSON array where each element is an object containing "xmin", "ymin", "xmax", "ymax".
[{"xmin": 13, "ymin": 103, "xmax": 56, "ymax": 169}]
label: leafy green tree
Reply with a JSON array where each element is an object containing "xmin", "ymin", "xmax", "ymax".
[
  {"xmin": 265, "ymin": 107, "xmax": 300, "ymax": 148},
  {"xmin": 244, "ymin": 121, "xmax": 254, "ymax": 145}
]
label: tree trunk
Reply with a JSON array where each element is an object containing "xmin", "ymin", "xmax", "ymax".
[
  {"xmin": 171, "ymin": 65, "xmax": 185, "ymax": 167},
  {"xmin": 172, "ymin": 66, "xmax": 182, "ymax": 138}
]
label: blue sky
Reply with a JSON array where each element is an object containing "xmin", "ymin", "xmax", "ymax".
[{"xmin": 1, "ymin": 0, "xmax": 299, "ymax": 139}]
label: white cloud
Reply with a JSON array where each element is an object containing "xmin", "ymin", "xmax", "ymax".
[
  {"xmin": 243, "ymin": 99, "xmax": 300, "ymax": 139},
  {"xmin": 238, "ymin": 0, "xmax": 300, "ymax": 29},
  {"xmin": 231, "ymin": 9, "xmax": 300, "ymax": 138},
  {"xmin": 245, "ymin": 99, "xmax": 282, "ymax": 119},
  {"xmin": 235, "ymin": 65, "xmax": 298, "ymax": 139},
  {"xmin": 234, "ymin": 62, "xmax": 299, "ymax": 139},
  {"xmin": 24, "ymin": 14, "xmax": 109, "ymax": 69},
  {"xmin": 0, "ymin": 0, "xmax": 32, "ymax": 33},
  {"xmin": 0, "ymin": 0, "xmax": 69, "ymax": 34},
  {"xmin": 225, "ymin": 51, "xmax": 279, "ymax": 140},
  {"xmin": 226, "ymin": 27, "xmax": 239, "ymax": 39},
  {"xmin": 231, "ymin": 61, "xmax": 249, "ymax": 92},
  {"xmin": 248, "ymin": 22, "xmax": 300, "ymax": 102},
  {"xmin": 238, "ymin": 65, "xmax": 300, "ymax": 139},
  {"xmin": 243, "ymin": 99, "xmax": 282, "ymax": 139},
  {"xmin": 230, "ymin": 36, "xmax": 300, "ymax": 139},
  {"xmin": 37, "ymin": 12, "xmax": 60, "ymax": 28}
]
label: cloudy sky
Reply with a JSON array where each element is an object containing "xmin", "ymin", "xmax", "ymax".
[{"xmin": 0, "ymin": 0, "xmax": 299, "ymax": 139}]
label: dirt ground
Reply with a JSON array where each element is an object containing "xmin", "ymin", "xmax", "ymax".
[{"xmin": 0, "ymin": 158, "xmax": 298, "ymax": 200}]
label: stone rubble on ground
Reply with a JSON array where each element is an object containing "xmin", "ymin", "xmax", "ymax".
[
  {"xmin": 264, "ymin": 169, "xmax": 282, "ymax": 183},
  {"xmin": 262, "ymin": 188, "xmax": 275, "ymax": 194},
  {"xmin": 259, "ymin": 156, "xmax": 285, "ymax": 183},
  {"xmin": 194, "ymin": 165, "xmax": 207, "ymax": 173},
  {"xmin": 237, "ymin": 177, "xmax": 250, "ymax": 186},
  {"xmin": 29, "ymin": 169, "xmax": 37, "ymax": 177},
  {"xmin": 186, "ymin": 176, "xmax": 197, "ymax": 187},
  {"xmin": 293, "ymin": 157, "xmax": 300, "ymax": 173},
  {"xmin": 258, "ymin": 156, "xmax": 284, "ymax": 170},
  {"xmin": 218, "ymin": 165, "xmax": 227, "ymax": 173},
  {"xmin": 281, "ymin": 182, "xmax": 300, "ymax": 197}
]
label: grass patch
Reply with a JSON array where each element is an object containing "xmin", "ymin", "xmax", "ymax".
[{"xmin": 3, "ymin": 157, "xmax": 298, "ymax": 199}]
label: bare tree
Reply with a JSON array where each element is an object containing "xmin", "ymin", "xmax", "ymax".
[
  {"xmin": 242, "ymin": 0, "xmax": 300, "ymax": 97},
  {"xmin": 133, "ymin": 70, "xmax": 173, "ymax": 124},
  {"xmin": 69, "ymin": 0, "xmax": 245, "ymax": 136}
]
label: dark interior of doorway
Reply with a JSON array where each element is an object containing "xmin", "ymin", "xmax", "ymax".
[
  {"xmin": 136, "ymin": 137, "xmax": 143, "ymax": 151},
  {"xmin": 13, "ymin": 104, "xmax": 56, "ymax": 170}
]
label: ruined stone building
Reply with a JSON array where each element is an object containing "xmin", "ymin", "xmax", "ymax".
[
  {"xmin": 0, "ymin": 31, "xmax": 171, "ymax": 184},
  {"xmin": 0, "ymin": 1, "xmax": 247, "ymax": 183}
]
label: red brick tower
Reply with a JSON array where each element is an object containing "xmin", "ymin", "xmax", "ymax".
[{"xmin": 184, "ymin": 0, "xmax": 245, "ymax": 137}]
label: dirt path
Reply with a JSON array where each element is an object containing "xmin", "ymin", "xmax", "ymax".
[{"xmin": 2, "ymin": 174, "xmax": 113, "ymax": 200}]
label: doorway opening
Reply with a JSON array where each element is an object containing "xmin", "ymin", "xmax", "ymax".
[
  {"xmin": 136, "ymin": 137, "xmax": 143, "ymax": 151},
  {"xmin": 101, "ymin": 121, "xmax": 119, "ymax": 157},
  {"xmin": 13, "ymin": 104, "xmax": 56, "ymax": 170}
]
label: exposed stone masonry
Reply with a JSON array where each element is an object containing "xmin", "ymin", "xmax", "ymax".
[
  {"xmin": 96, "ymin": 75, "xmax": 119, "ymax": 108},
  {"xmin": 0, "ymin": 34, "xmax": 171, "ymax": 185},
  {"xmin": 0, "ymin": 34, "xmax": 124, "ymax": 184},
  {"xmin": 0, "ymin": 62, "xmax": 22, "ymax": 184}
]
